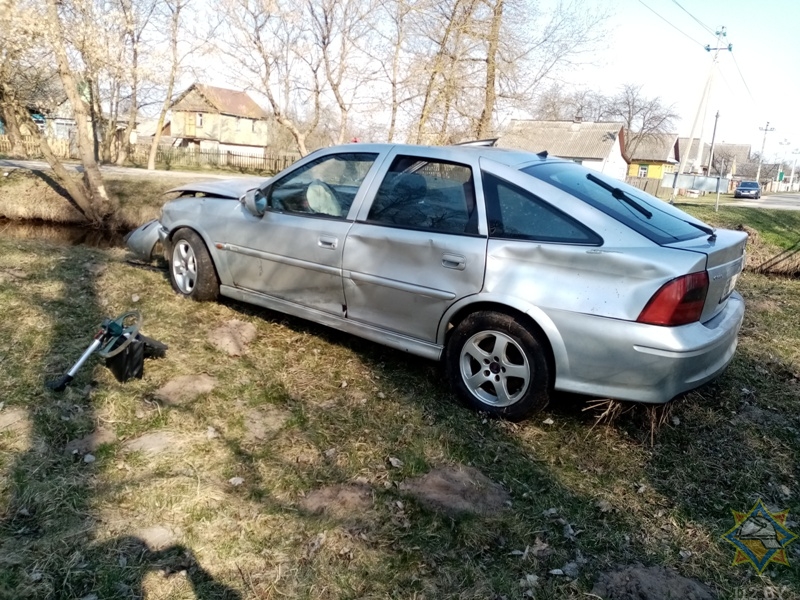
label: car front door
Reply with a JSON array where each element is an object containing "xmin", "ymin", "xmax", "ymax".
[
  {"xmin": 342, "ymin": 149, "xmax": 487, "ymax": 342},
  {"xmin": 222, "ymin": 151, "xmax": 379, "ymax": 316}
]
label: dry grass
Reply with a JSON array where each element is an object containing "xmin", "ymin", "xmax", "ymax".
[
  {"xmin": 1, "ymin": 230, "xmax": 800, "ymax": 598},
  {"xmin": 0, "ymin": 169, "xmax": 195, "ymax": 230}
]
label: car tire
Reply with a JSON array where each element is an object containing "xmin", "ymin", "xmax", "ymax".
[
  {"xmin": 169, "ymin": 229, "xmax": 219, "ymax": 301},
  {"xmin": 445, "ymin": 311, "xmax": 551, "ymax": 420}
]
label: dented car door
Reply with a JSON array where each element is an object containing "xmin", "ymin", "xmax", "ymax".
[{"xmin": 342, "ymin": 148, "xmax": 487, "ymax": 342}]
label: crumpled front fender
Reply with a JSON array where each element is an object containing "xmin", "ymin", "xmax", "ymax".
[{"xmin": 125, "ymin": 219, "xmax": 162, "ymax": 261}]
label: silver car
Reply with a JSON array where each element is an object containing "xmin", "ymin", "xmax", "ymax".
[{"xmin": 127, "ymin": 143, "xmax": 746, "ymax": 420}]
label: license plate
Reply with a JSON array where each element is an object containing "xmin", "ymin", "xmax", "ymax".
[{"xmin": 720, "ymin": 273, "xmax": 738, "ymax": 301}]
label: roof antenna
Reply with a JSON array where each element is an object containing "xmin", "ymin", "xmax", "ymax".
[{"xmin": 537, "ymin": 150, "xmax": 548, "ymax": 158}]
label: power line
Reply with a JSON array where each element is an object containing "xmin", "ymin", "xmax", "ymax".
[
  {"xmin": 637, "ymin": 0, "xmax": 705, "ymax": 48},
  {"xmin": 670, "ymin": 0, "xmax": 715, "ymax": 36},
  {"xmin": 730, "ymin": 52, "xmax": 756, "ymax": 104}
]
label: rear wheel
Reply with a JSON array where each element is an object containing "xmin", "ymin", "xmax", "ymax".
[
  {"xmin": 445, "ymin": 311, "xmax": 550, "ymax": 420},
  {"xmin": 169, "ymin": 229, "xmax": 219, "ymax": 301}
]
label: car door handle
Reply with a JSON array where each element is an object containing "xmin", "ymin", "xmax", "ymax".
[
  {"xmin": 442, "ymin": 253, "xmax": 466, "ymax": 270},
  {"xmin": 318, "ymin": 236, "xmax": 338, "ymax": 249}
]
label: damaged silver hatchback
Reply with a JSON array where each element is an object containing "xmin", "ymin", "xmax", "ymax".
[{"xmin": 127, "ymin": 143, "xmax": 746, "ymax": 420}]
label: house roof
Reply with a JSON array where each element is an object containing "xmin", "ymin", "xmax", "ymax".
[
  {"xmin": 677, "ymin": 138, "xmax": 751, "ymax": 167},
  {"xmin": 628, "ymin": 133, "xmax": 678, "ymax": 162},
  {"xmin": 496, "ymin": 120, "xmax": 625, "ymax": 161},
  {"xmin": 171, "ymin": 84, "xmax": 270, "ymax": 120}
]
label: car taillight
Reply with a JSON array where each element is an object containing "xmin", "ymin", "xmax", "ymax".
[{"xmin": 637, "ymin": 271, "xmax": 709, "ymax": 326}]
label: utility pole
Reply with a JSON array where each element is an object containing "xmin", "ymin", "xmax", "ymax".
[
  {"xmin": 778, "ymin": 139, "xmax": 791, "ymax": 189},
  {"xmin": 671, "ymin": 27, "xmax": 732, "ymax": 201},
  {"xmin": 755, "ymin": 121, "xmax": 774, "ymax": 183},
  {"xmin": 791, "ymin": 149, "xmax": 800, "ymax": 192},
  {"xmin": 708, "ymin": 110, "xmax": 720, "ymax": 175}
]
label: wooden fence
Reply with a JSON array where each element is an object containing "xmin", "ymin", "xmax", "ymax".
[
  {"xmin": 624, "ymin": 176, "xmax": 664, "ymax": 197},
  {"xmin": 0, "ymin": 135, "xmax": 299, "ymax": 175},
  {"xmin": 0, "ymin": 135, "xmax": 72, "ymax": 159},
  {"xmin": 127, "ymin": 145, "xmax": 300, "ymax": 174}
]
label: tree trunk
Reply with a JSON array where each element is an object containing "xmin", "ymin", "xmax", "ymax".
[
  {"xmin": 476, "ymin": 0, "xmax": 503, "ymax": 139},
  {"xmin": 148, "ymin": 0, "xmax": 182, "ymax": 170},
  {"xmin": 46, "ymin": 0, "xmax": 116, "ymax": 223},
  {"xmin": 116, "ymin": 42, "xmax": 139, "ymax": 165},
  {"xmin": 7, "ymin": 98, "xmax": 94, "ymax": 221},
  {"xmin": 0, "ymin": 73, "xmax": 28, "ymax": 158},
  {"xmin": 0, "ymin": 101, "xmax": 27, "ymax": 158}
]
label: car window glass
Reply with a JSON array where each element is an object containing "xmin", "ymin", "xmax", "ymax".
[
  {"xmin": 367, "ymin": 156, "xmax": 477, "ymax": 234},
  {"xmin": 521, "ymin": 162, "xmax": 708, "ymax": 244},
  {"xmin": 268, "ymin": 152, "xmax": 377, "ymax": 218},
  {"xmin": 482, "ymin": 173, "xmax": 601, "ymax": 244}
]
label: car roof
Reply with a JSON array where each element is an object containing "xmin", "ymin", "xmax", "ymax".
[{"xmin": 334, "ymin": 142, "xmax": 560, "ymax": 169}]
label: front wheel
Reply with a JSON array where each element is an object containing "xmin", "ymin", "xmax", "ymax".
[
  {"xmin": 445, "ymin": 311, "xmax": 551, "ymax": 420},
  {"xmin": 169, "ymin": 229, "xmax": 220, "ymax": 301}
]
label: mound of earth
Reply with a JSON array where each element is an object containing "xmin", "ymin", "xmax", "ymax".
[
  {"xmin": 155, "ymin": 374, "xmax": 217, "ymax": 406},
  {"xmin": 208, "ymin": 320, "xmax": 257, "ymax": 356},
  {"xmin": 591, "ymin": 565, "xmax": 715, "ymax": 600},
  {"xmin": 399, "ymin": 465, "xmax": 509, "ymax": 517},
  {"xmin": 300, "ymin": 483, "xmax": 374, "ymax": 519}
]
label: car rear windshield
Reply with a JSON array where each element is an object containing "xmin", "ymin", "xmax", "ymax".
[{"xmin": 520, "ymin": 162, "xmax": 709, "ymax": 245}]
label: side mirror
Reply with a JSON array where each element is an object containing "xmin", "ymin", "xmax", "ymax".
[{"xmin": 242, "ymin": 188, "xmax": 267, "ymax": 217}]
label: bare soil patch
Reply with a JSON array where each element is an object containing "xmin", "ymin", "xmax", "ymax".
[
  {"xmin": 64, "ymin": 426, "xmax": 117, "ymax": 455},
  {"xmin": 399, "ymin": 465, "xmax": 510, "ymax": 517},
  {"xmin": 135, "ymin": 525, "xmax": 181, "ymax": 551},
  {"xmin": 591, "ymin": 565, "xmax": 716, "ymax": 600},
  {"xmin": 243, "ymin": 406, "xmax": 290, "ymax": 443},
  {"xmin": 299, "ymin": 483, "xmax": 374, "ymax": 520},
  {"xmin": 731, "ymin": 403, "xmax": 791, "ymax": 429},
  {"xmin": 207, "ymin": 320, "xmax": 257, "ymax": 356},
  {"xmin": 122, "ymin": 431, "xmax": 183, "ymax": 455},
  {"xmin": 0, "ymin": 407, "xmax": 31, "ymax": 450},
  {"xmin": 154, "ymin": 374, "xmax": 218, "ymax": 406}
]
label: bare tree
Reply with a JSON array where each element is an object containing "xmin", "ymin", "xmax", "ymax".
[
  {"xmin": 476, "ymin": 0, "xmax": 503, "ymax": 139},
  {"xmin": 604, "ymin": 84, "xmax": 678, "ymax": 158},
  {"xmin": 309, "ymin": 0, "xmax": 374, "ymax": 145},
  {"xmin": 45, "ymin": 0, "xmax": 117, "ymax": 222},
  {"xmin": 408, "ymin": 0, "xmax": 607, "ymax": 142},
  {"xmin": 147, "ymin": 0, "xmax": 187, "ymax": 170},
  {"xmin": 116, "ymin": 0, "xmax": 158, "ymax": 165},
  {"xmin": 0, "ymin": 0, "xmax": 48, "ymax": 157},
  {"xmin": 221, "ymin": 0, "xmax": 324, "ymax": 156},
  {"xmin": 531, "ymin": 83, "xmax": 607, "ymax": 121},
  {"xmin": 414, "ymin": 0, "xmax": 482, "ymax": 144},
  {"xmin": 370, "ymin": 0, "xmax": 416, "ymax": 142}
]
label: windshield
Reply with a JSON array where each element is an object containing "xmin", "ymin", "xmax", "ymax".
[
  {"xmin": 738, "ymin": 182, "xmax": 758, "ymax": 189},
  {"xmin": 521, "ymin": 162, "xmax": 710, "ymax": 244}
]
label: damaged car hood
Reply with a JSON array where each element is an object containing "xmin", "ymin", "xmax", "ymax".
[{"xmin": 166, "ymin": 176, "xmax": 269, "ymax": 199}]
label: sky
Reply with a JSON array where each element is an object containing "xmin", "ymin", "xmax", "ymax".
[{"xmin": 562, "ymin": 0, "xmax": 800, "ymax": 162}]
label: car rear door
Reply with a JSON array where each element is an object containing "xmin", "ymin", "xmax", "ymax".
[{"xmin": 342, "ymin": 148, "xmax": 487, "ymax": 342}]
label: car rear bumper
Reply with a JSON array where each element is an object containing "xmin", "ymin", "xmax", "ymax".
[{"xmin": 545, "ymin": 291, "xmax": 744, "ymax": 403}]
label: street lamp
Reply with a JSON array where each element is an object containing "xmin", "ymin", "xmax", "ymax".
[{"xmin": 778, "ymin": 139, "xmax": 791, "ymax": 191}]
